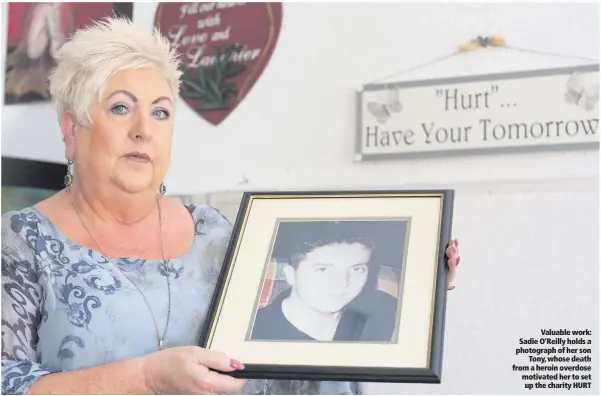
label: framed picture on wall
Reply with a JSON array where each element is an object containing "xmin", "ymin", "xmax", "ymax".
[
  {"xmin": 199, "ymin": 189, "xmax": 454, "ymax": 383},
  {"xmin": 4, "ymin": 2, "xmax": 133, "ymax": 105}
]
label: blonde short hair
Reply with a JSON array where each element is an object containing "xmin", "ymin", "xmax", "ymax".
[{"xmin": 49, "ymin": 16, "xmax": 182, "ymax": 126}]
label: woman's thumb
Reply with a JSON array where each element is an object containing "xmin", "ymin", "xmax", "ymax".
[{"xmin": 197, "ymin": 348, "xmax": 245, "ymax": 372}]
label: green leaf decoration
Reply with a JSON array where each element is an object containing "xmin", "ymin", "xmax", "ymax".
[
  {"xmin": 197, "ymin": 101, "xmax": 229, "ymax": 111},
  {"xmin": 180, "ymin": 43, "xmax": 248, "ymax": 112}
]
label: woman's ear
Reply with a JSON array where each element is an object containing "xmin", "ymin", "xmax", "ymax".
[{"xmin": 60, "ymin": 112, "xmax": 77, "ymax": 159}]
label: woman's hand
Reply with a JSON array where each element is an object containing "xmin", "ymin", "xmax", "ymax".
[
  {"xmin": 445, "ymin": 239, "xmax": 460, "ymax": 290},
  {"xmin": 143, "ymin": 346, "xmax": 247, "ymax": 395}
]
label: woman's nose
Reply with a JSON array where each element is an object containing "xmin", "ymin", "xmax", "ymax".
[{"xmin": 130, "ymin": 116, "xmax": 152, "ymax": 142}]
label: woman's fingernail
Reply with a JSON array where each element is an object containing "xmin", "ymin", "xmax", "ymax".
[
  {"xmin": 230, "ymin": 359, "xmax": 245, "ymax": 370},
  {"xmin": 457, "ymin": 256, "xmax": 461, "ymax": 265},
  {"xmin": 448, "ymin": 284, "xmax": 455, "ymax": 291}
]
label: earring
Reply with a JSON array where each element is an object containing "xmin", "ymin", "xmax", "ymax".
[
  {"xmin": 159, "ymin": 182, "xmax": 166, "ymax": 195},
  {"xmin": 64, "ymin": 160, "xmax": 74, "ymax": 190}
]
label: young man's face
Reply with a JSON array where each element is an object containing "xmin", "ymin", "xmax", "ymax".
[{"xmin": 285, "ymin": 242, "xmax": 371, "ymax": 314}]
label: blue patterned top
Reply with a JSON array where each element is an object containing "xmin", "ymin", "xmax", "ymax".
[{"xmin": 1, "ymin": 204, "xmax": 362, "ymax": 395}]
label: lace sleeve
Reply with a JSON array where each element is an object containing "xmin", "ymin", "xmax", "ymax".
[
  {"xmin": 1, "ymin": 211, "xmax": 59, "ymax": 394},
  {"xmin": 189, "ymin": 203, "xmax": 234, "ymax": 269}
]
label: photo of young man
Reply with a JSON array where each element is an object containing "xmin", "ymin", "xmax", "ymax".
[{"xmin": 248, "ymin": 219, "xmax": 408, "ymax": 343}]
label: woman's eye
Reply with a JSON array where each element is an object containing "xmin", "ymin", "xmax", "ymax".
[
  {"xmin": 110, "ymin": 104, "xmax": 128, "ymax": 115},
  {"xmin": 353, "ymin": 266, "xmax": 367, "ymax": 273},
  {"xmin": 153, "ymin": 109, "xmax": 170, "ymax": 120}
]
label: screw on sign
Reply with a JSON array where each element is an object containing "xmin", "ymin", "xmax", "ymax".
[{"xmin": 154, "ymin": 2, "xmax": 283, "ymax": 126}]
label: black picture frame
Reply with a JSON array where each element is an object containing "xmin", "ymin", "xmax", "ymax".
[{"xmin": 199, "ymin": 189, "xmax": 454, "ymax": 383}]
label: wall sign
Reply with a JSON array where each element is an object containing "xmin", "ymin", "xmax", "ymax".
[
  {"xmin": 355, "ymin": 64, "xmax": 600, "ymax": 161},
  {"xmin": 155, "ymin": 2, "xmax": 283, "ymax": 126}
]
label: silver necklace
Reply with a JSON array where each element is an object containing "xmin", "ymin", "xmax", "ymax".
[{"xmin": 67, "ymin": 188, "xmax": 171, "ymax": 351}]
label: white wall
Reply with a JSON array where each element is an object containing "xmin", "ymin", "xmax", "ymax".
[
  {"xmin": 2, "ymin": 2, "xmax": 599, "ymax": 194},
  {"xmin": 1, "ymin": 2, "xmax": 599, "ymax": 394}
]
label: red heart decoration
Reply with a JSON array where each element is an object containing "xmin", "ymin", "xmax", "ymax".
[{"xmin": 154, "ymin": 2, "xmax": 283, "ymax": 126}]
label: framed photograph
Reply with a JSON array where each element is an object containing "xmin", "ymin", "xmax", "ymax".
[
  {"xmin": 4, "ymin": 2, "xmax": 133, "ymax": 105},
  {"xmin": 200, "ymin": 190, "xmax": 454, "ymax": 383}
]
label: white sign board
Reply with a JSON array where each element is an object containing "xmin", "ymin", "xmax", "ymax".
[{"xmin": 356, "ymin": 65, "xmax": 600, "ymax": 160}]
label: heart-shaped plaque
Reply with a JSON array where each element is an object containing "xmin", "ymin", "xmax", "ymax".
[{"xmin": 154, "ymin": 2, "xmax": 283, "ymax": 126}]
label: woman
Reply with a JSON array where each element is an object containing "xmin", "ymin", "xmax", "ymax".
[{"xmin": 1, "ymin": 17, "xmax": 461, "ymax": 395}]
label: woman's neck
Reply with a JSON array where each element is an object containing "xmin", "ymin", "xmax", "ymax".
[
  {"xmin": 281, "ymin": 290, "xmax": 342, "ymax": 341},
  {"xmin": 68, "ymin": 182, "xmax": 159, "ymax": 226}
]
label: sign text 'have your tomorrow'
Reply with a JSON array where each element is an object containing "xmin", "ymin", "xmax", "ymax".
[{"xmin": 358, "ymin": 67, "xmax": 599, "ymax": 158}]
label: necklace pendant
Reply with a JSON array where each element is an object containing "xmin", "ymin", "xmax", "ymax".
[{"xmin": 159, "ymin": 339, "xmax": 164, "ymax": 350}]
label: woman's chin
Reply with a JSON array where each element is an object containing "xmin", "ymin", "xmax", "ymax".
[{"xmin": 113, "ymin": 179, "xmax": 158, "ymax": 195}]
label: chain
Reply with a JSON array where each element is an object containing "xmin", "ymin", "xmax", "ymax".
[
  {"xmin": 364, "ymin": 38, "xmax": 598, "ymax": 87},
  {"xmin": 67, "ymin": 188, "xmax": 172, "ymax": 351}
]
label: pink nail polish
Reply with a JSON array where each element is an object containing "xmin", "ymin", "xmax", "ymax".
[
  {"xmin": 230, "ymin": 359, "xmax": 245, "ymax": 370},
  {"xmin": 448, "ymin": 285, "xmax": 455, "ymax": 291},
  {"xmin": 457, "ymin": 256, "xmax": 461, "ymax": 265}
]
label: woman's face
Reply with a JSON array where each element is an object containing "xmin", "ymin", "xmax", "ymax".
[{"xmin": 65, "ymin": 67, "xmax": 175, "ymax": 195}]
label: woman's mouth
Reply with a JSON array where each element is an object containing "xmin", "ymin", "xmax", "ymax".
[{"xmin": 123, "ymin": 152, "xmax": 151, "ymax": 163}]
